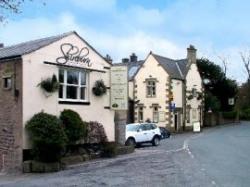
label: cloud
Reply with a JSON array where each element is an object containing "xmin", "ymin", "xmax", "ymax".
[
  {"xmin": 71, "ymin": 0, "xmax": 116, "ymax": 11},
  {"xmin": 0, "ymin": 13, "xmax": 184, "ymax": 63}
]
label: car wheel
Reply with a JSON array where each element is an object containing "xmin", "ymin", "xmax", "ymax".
[
  {"xmin": 126, "ymin": 138, "xmax": 136, "ymax": 147},
  {"xmin": 152, "ymin": 136, "xmax": 160, "ymax": 146}
]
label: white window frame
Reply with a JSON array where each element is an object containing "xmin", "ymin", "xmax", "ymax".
[{"xmin": 59, "ymin": 68, "xmax": 89, "ymax": 102}]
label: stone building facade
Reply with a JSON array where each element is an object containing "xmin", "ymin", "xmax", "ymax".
[
  {"xmin": 0, "ymin": 58, "xmax": 23, "ymax": 172},
  {"xmin": 125, "ymin": 45, "xmax": 203, "ymax": 132}
]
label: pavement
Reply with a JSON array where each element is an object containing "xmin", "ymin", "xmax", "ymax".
[{"xmin": 0, "ymin": 122, "xmax": 249, "ymax": 187}]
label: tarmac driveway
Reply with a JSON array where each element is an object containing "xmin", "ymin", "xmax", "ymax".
[{"xmin": 1, "ymin": 122, "xmax": 249, "ymax": 187}]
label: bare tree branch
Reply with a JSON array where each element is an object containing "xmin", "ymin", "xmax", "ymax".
[
  {"xmin": 217, "ymin": 55, "xmax": 229, "ymax": 76},
  {"xmin": 240, "ymin": 50, "xmax": 250, "ymax": 83}
]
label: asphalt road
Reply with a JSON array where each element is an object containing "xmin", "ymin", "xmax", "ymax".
[{"xmin": 0, "ymin": 122, "xmax": 250, "ymax": 187}]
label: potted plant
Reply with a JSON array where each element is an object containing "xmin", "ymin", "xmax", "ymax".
[
  {"xmin": 38, "ymin": 74, "xmax": 59, "ymax": 97},
  {"xmin": 92, "ymin": 80, "xmax": 107, "ymax": 96}
]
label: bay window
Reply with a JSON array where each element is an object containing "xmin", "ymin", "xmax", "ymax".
[{"xmin": 59, "ymin": 69, "xmax": 88, "ymax": 102}]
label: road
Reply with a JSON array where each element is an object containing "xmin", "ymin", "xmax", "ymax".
[{"xmin": 0, "ymin": 122, "xmax": 249, "ymax": 187}]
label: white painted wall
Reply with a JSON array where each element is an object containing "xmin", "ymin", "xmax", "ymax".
[
  {"xmin": 171, "ymin": 79, "xmax": 183, "ymax": 108},
  {"xmin": 134, "ymin": 54, "xmax": 170, "ymax": 127},
  {"xmin": 185, "ymin": 63, "xmax": 203, "ymax": 127},
  {"xmin": 22, "ymin": 33, "xmax": 115, "ymax": 149}
]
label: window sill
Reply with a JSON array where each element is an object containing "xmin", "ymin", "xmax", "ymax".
[{"xmin": 58, "ymin": 101, "xmax": 90, "ymax": 105}]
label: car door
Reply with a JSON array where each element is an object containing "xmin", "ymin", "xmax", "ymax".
[
  {"xmin": 134, "ymin": 125, "xmax": 147, "ymax": 142},
  {"xmin": 143, "ymin": 123, "xmax": 154, "ymax": 141}
]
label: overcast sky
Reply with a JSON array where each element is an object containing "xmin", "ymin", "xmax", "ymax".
[{"xmin": 1, "ymin": 0, "xmax": 250, "ymax": 83}]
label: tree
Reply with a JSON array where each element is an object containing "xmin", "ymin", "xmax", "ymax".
[
  {"xmin": 0, "ymin": 0, "xmax": 45, "ymax": 22},
  {"xmin": 217, "ymin": 55, "xmax": 229, "ymax": 77},
  {"xmin": 240, "ymin": 50, "xmax": 250, "ymax": 83},
  {"xmin": 197, "ymin": 58, "xmax": 238, "ymax": 111}
]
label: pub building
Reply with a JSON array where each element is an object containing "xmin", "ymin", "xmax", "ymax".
[{"xmin": 0, "ymin": 31, "xmax": 115, "ymax": 171}]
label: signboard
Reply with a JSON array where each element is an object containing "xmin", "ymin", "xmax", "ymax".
[
  {"xmin": 45, "ymin": 43, "xmax": 103, "ymax": 71},
  {"xmin": 110, "ymin": 66, "xmax": 128, "ymax": 110},
  {"xmin": 228, "ymin": 98, "xmax": 235, "ymax": 105},
  {"xmin": 170, "ymin": 102, "xmax": 175, "ymax": 112},
  {"xmin": 193, "ymin": 122, "xmax": 201, "ymax": 132}
]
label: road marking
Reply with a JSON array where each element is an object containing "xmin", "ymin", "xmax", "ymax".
[{"xmin": 211, "ymin": 180, "xmax": 216, "ymax": 185}]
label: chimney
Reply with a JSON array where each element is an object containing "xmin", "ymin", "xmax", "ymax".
[
  {"xmin": 187, "ymin": 45, "xmax": 197, "ymax": 65},
  {"xmin": 130, "ymin": 53, "xmax": 138, "ymax": 63},
  {"xmin": 0, "ymin": 43, "xmax": 4, "ymax": 48},
  {"xmin": 105, "ymin": 54, "xmax": 113, "ymax": 64},
  {"xmin": 122, "ymin": 58, "xmax": 129, "ymax": 63}
]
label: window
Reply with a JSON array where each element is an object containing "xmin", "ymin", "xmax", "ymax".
[
  {"xmin": 59, "ymin": 69, "xmax": 88, "ymax": 102},
  {"xmin": 186, "ymin": 107, "xmax": 190, "ymax": 123},
  {"xmin": 153, "ymin": 106, "xmax": 159, "ymax": 123},
  {"xmin": 138, "ymin": 106, "xmax": 144, "ymax": 122},
  {"xmin": 146, "ymin": 80, "xmax": 156, "ymax": 97},
  {"xmin": 3, "ymin": 77, "xmax": 12, "ymax": 90},
  {"xmin": 192, "ymin": 109, "xmax": 197, "ymax": 120}
]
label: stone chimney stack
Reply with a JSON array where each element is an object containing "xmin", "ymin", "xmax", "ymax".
[
  {"xmin": 187, "ymin": 45, "xmax": 197, "ymax": 66},
  {"xmin": 130, "ymin": 53, "xmax": 138, "ymax": 63},
  {"xmin": 105, "ymin": 54, "xmax": 113, "ymax": 64}
]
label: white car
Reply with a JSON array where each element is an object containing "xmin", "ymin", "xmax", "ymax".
[{"xmin": 125, "ymin": 123, "xmax": 161, "ymax": 146}]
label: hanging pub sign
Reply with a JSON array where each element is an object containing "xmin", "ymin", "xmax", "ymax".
[{"xmin": 110, "ymin": 65, "xmax": 128, "ymax": 110}]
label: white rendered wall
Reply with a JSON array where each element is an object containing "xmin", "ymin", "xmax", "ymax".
[{"xmin": 22, "ymin": 33, "xmax": 115, "ymax": 149}]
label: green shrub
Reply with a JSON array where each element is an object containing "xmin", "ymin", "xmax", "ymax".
[
  {"xmin": 26, "ymin": 112, "xmax": 67, "ymax": 162},
  {"xmin": 101, "ymin": 142, "xmax": 117, "ymax": 158},
  {"xmin": 60, "ymin": 109, "xmax": 87, "ymax": 144},
  {"xmin": 240, "ymin": 108, "xmax": 250, "ymax": 120},
  {"xmin": 222, "ymin": 111, "xmax": 237, "ymax": 119}
]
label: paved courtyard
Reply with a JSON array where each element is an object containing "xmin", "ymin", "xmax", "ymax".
[{"xmin": 0, "ymin": 122, "xmax": 250, "ymax": 187}]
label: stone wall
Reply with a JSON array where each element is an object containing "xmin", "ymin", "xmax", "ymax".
[{"xmin": 0, "ymin": 58, "xmax": 23, "ymax": 173}]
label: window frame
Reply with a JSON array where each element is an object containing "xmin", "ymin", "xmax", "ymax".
[
  {"xmin": 146, "ymin": 79, "xmax": 156, "ymax": 97},
  {"xmin": 138, "ymin": 106, "xmax": 144, "ymax": 122},
  {"xmin": 152, "ymin": 106, "xmax": 159, "ymax": 123},
  {"xmin": 2, "ymin": 76, "xmax": 12, "ymax": 90},
  {"xmin": 58, "ymin": 68, "xmax": 89, "ymax": 102}
]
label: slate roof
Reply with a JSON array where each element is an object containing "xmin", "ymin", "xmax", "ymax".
[
  {"xmin": 115, "ymin": 60, "xmax": 144, "ymax": 81},
  {"xmin": 152, "ymin": 54, "xmax": 188, "ymax": 80},
  {"xmin": 119, "ymin": 53, "xmax": 188, "ymax": 81},
  {"xmin": 0, "ymin": 31, "xmax": 74, "ymax": 60}
]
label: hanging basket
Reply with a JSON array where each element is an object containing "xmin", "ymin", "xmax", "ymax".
[
  {"xmin": 38, "ymin": 74, "xmax": 59, "ymax": 95},
  {"xmin": 92, "ymin": 80, "xmax": 107, "ymax": 96}
]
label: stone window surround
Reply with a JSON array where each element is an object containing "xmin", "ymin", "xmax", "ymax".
[
  {"xmin": 2, "ymin": 74, "xmax": 12, "ymax": 90},
  {"xmin": 144, "ymin": 78, "xmax": 158, "ymax": 98}
]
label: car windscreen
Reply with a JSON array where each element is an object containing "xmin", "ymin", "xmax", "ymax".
[{"xmin": 126, "ymin": 125, "xmax": 139, "ymax": 132}]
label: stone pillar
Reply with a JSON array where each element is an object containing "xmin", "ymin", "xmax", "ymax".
[{"xmin": 114, "ymin": 111, "xmax": 127, "ymax": 145}]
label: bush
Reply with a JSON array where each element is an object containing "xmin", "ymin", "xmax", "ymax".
[
  {"xmin": 240, "ymin": 108, "xmax": 250, "ymax": 120},
  {"xmin": 60, "ymin": 109, "xmax": 87, "ymax": 145},
  {"xmin": 101, "ymin": 142, "xmax": 117, "ymax": 158},
  {"xmin": 222, "ymin": 111, "xmax": 237, "ymax": 119},
  {"xmin": 26, "ymin": 112, "xmax": 67, "ymax": 162},
  {"xmin": 86, "ymin": 121, "xmax": 108, "ymax": 144}
]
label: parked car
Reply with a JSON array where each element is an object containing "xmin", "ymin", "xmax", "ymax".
[
  {"xmin": 159, "ymin": 127, "xmax": 171, "ymax": 139},
  {"xmin": 125, "ymin": 123, "xmax": 161, "ymax": 147}
]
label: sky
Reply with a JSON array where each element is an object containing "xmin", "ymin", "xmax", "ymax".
[{"xmin": 1, "ymin": 0, "xmax": 250, "ymax": 83}]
